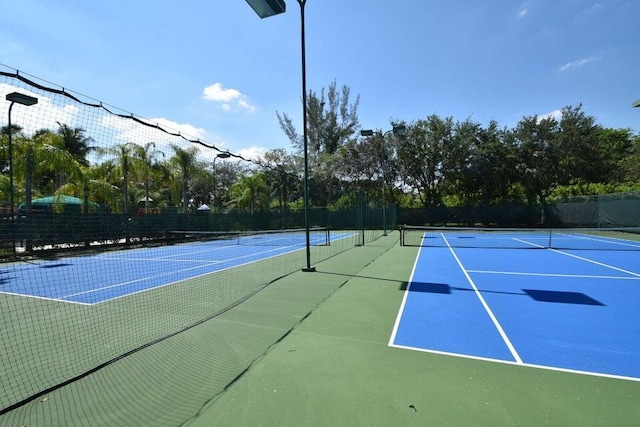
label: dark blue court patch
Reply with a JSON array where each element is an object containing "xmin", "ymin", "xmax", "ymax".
[
  {"xmin": 409, "ymin": 282, "xmax": 451, "ymax": 294},
  {"xmin": 524, "ymin": 289, "xmax": 605, "ymax": 306}
]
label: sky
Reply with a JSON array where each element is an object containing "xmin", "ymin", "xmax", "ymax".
[{"xmin": 1, "ymin": 0, "xmax": 639, "ymax": 161}]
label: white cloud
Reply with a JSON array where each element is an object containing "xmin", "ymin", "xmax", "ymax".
[
  {"xmin": 237, "ymin": 145, "xmax": 267, "ymax": 162},
  {"xmin": 203, "ymin": 82, "xmax": 255, "ymax": 112},
  {"xmin": 539, "ymin": 109, "xmax": 562, "ymax": 122},
  {"xmin": 203, "ymin": 82, "xmax": 241, "ymax": 102},
  {"xmin": 558, "ymin": 56, "xmax": 597, "ymax": 72},
  {"xmin": 518, "ymin": 7, "xmax": 528, "ymax": 17},
  {"xmin": 237, "ymin": 100, "xmax": 256, "ymax": 113},
  {"xmin": 517, "ymin": 2, "xmax": 529, "ymax": 17},
  {"xmin": 148, "ymin": 117, "xmax": 207, "ymax": 140}
]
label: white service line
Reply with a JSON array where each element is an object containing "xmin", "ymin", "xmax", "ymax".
[
  {"xmin": 466, "ymin": 270, "xmax": 640, "ymax": 280},
  {"xmin": 549, "ymin": 249, "xmax": 640, "ymax": 278}
]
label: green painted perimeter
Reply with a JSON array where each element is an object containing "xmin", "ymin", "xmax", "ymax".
[{"xmin": 3, "ymin": 233, "xmax": 639, "ymax": 426}]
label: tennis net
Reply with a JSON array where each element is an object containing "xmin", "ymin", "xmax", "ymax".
[
  {"xmin": 400, "ymin": 225, "xmax": 640, "ymax": 251},
  {"xmin": 167, "ymin": 227, "xmax": 330, "ymax": 247}
]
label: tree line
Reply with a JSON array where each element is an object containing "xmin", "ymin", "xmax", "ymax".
[{"xmin": 2, "ymin": 81, "xmax": 639, "ymax": 217}]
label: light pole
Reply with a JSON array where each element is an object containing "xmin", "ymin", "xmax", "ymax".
[
  {"xmin": 360, "ymin": 125, "xmax": 405, "ymax": 236},
  {"xmin": 212, "ymin": 152, "xmax": 231, "ymax": 213},
  {"xmin": 245, "ymin": 0, "xmax": 315, "ymax": 272},
  {"xmin": 5, "ymin": 92, "xmax": 38, "ymax": 257}
]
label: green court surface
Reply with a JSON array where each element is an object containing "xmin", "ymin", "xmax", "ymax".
[{"xmin": 2, "ymin": 232, "xmax": 639, "ymax": 426}]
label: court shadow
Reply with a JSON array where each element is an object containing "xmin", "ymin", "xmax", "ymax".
[
  {"xmin": 400, "ymin": 282, "xmax": 605, "ymax": 307},
  {"xmin": 524, "ymin": 289, "xmax": 605, "ymax": 306},
  {"xmin": 39, "ymin": 263, "xmax": 73, "ymax": 269},
  {"xmin": 403, "ymin": 282, "xmax": 451, "ymax": 294}
]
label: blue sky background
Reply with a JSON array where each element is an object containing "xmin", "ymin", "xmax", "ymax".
[{"xmin": 1, "ymin": 0, "xmax": 639, "ymax": 160}]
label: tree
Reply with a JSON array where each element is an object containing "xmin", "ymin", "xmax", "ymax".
[
  {"xmin": 514, "ymin": 115, "xmax": 561, "ymax": 222},
  {"xmin": 132, "ymin": 142, "xmax": 164, "ymax": 213},
  {"xmin": 556, "ymin": 104, "xmax": 601, "ymax": 183},
  {"xmin": 9, "ymin": 129, "xmax": 85, "ymax": 214},
  {"xmin": 257, "ymin": 148, "xmax": 300, "ymax": 210},
  {"xmin": 98, "ymin": 143, "xmax": 137, "ymax": 213},
  {"xmin": 397, "ymin": 115, "xmax": 455, "ymax": 207},
  {"xmin": 228, "ymin": 173, "xmax": 270, "ymax": 214},
  {"xmin": 593, "ymin": 127, "xmax": 634, "ymax": 183},
  {"xmin": 169, "ymin": 145, "xmax": 199, "ymax": 213},
  {"xmin": 277, "ymin": 80, "xmax": 360, "ymax": 206},
  {"xmin": 465, "ymin": 121, "xmax": 517, "ymax": 205},
  {"xmin": 56, "ymin": 122, "xmax": 95, "ymax": 166},
  {"xmin": 444, "ymin": 118, "xmax": 481, "ymax": 205}
]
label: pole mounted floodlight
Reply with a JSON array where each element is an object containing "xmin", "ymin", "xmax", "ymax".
[
  {"xmin": 6, "ymin": 92, "xmax": 38, "ymax": 106},
  {"xmin": 633, "ymin": 99, "xmax": 640, "ymax": 108},
  {"xmin": 6, "ymin": 92, "xmax": 39, "ymax": 257},
  {"xmin": 245, "ymin": 0, "xmax": 286, "ymax": 18},
  {"xmin": 246, "ymin": 0, "xmax": 315, "ymax": 272},
  {"xmin": 360, "ymin": 125, "xmax": 405, "ymax": 236}
]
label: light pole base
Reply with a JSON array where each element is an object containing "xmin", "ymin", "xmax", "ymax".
[{"xmin": 301, "ymin": 266, "xmax": 316, "ymax": 272}]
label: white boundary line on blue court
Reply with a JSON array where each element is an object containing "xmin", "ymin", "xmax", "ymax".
[
  {"xmin": 550, "ymin": 249, "xmax": 640, "ymax": 277},
  {"xmin": 0, "ymin": 289, "xmax": 93, "ymax": 305},
  {"xmin": 387, "ymin": 243, "xmax": 423, "ymax": 347},
  {"xmin": 560, "ymin": 232, "xmax": 640, "ymax": 249},
  {"xmin": 466, "ymin": 270, "xmax": 640, "ymax": 280},
  {"xmin": 441, "ymin": 233, "xmax": 523, "ymax": 364},
  {"xmin": 390, "ymin": 343, "xmax": 640, "ymax": 382}
]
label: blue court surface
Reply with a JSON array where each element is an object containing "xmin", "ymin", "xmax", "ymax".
[
  {"xmin": 0, "ymin": 231, "xmax": 352, "ymax": 305},
  {"xmin": 390, "ymin": 232, "xmax": 640, "ymax": 381}
]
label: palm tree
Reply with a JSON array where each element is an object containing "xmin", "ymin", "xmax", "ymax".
[
  {"xmin": 132, "ymin": 142, "xmax": 164, "ymax": 213},
  {"xmin": 98, "ymin": 142, "xmax": 136, "ymax": 214},
  {"xmin": 56, "ymin": 122, "xmax": 95, "ymax": 166},
  {"xmin": 11, "ymin": 129, "xmax": 82, "ymax": 214},
  {"xmin": 229, "ymin": 173, "xmax": 271, "ymax": 214},
  {"xmin": 169, "ymin": 145, "xmax": 199, "ymax": 213}
]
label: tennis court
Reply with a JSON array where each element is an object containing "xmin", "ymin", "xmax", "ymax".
[
  {"xmin": 2, "ymin": 231, "xmax": 639, "ymax": 426},
  {"xmin": 1, "ymin": 228, "xmax": 349, "ymax": 305},
  {"xmin": 391, "ymin": 227, "xmax": 640, "ymax": 381}
]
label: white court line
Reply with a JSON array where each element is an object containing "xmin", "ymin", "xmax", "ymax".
[
  {"xmin": 549, "ymin": 249, "xmax": 640, "ymax": 278},
  {"xmin": 466, "ymin": 270, "xmax": 640, "ymax": 280},
  {"xmin": 0, "ymin": 289, "xmax": 93, "ymax": 306},
  {"xmin": 390, "ymin": 343, "xmax": 640, "ymax": 382},
  {"xmin": 63, "ymin": 239, "xmax": 322, "ymax": 303},
  {"xmin": 388, "ymin": 243, "xmax": 425, "ymax": 347},
  {"xmin": 62, "ymin": 260, "xmax": 223, "ymax": 299},
  {"xmin": 442, "ymin": 233, "xmax": 523, "ymax": 364},
  {"xmin": 558, "ymin": 232, "xmax": 640, "ymax": 249}
]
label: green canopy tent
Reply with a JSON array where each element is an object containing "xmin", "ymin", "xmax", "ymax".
[{"xmin": 18, "ymin": 195, "xmax": 102, "ymax": 214}]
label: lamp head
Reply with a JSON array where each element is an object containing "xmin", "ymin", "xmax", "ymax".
[
  {"xmin": 6, "ymin": 92, "xmax": 38, "ymax": 106},
  {"xmin": 245, "ymin": 0, "xmax": 286, "ymax": 18}
]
